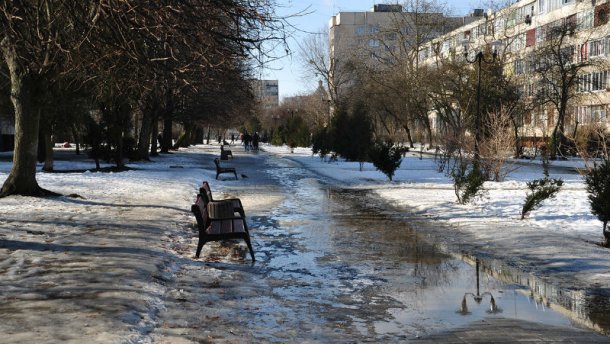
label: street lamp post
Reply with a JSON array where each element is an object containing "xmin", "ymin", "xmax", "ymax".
[{"xmin": 463, "ymin": 41, "xmax": 502, "ymax": 164}]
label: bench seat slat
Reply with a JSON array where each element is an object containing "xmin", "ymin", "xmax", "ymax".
[{"xmin": 207, "ymin": 219, "xmax": 246, "ymax": 235}]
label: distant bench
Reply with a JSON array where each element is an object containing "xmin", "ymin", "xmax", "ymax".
[
  {"xmin": 220, "ymin": 145, "xmax": 233, "ymax": 160},
  {"xmin": 214, "ymin": 158, "xmax": 237, "ymax": 180},
  {"xmin": 191, "ymin": 195, "xmax": 255, "ymax": 261}
]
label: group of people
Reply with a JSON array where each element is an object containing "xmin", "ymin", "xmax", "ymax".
[
  {"xmin": 228, "ymin": 132, "xmax": 259, "ymax": 152},
  {"xmin": 240, "ymin": 132, "xmax": 259, "ymax": 151}
]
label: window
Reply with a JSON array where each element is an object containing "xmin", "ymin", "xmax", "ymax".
[
  {"xmin": 539, "ymin": 0, "xmax": 546, "ymax": 14},
  {"xmin": 385, "ymin": 32, "xmax": 397, "ymax": 41},
  {"xmin": 593, "ymin": 71, "xmax": 608, "ymax": 91},
  {"xmin": 368, "ymin": 25, "xmax": 379, "ymax": 34},
  {"xmin": 589, "ymin": 38, "xmax": 606, "ymax": 58},
  {"xmin": 355, "ymin": 26, "xmax": 365, "ymax": 35},
  {"xmin": 536, "ymin": 25, "xmax": 546, "ymax": 43},
  {"xmin": 514, "ymin": 59, "xmax": 525, "ymax": 74},
  {"xmin": 560, "ymin": 46, "xmax": 575, "ymax": 64},
  {"xmin": 578, "ymin": 43, "xmax": 589, "ymax": 62},
  {"xmin": 592, "ymin": 105, "xmax": 607, "ymax": 122},
  {"xmin": 510, "ymin": 33, "xmax": 526, "ymax": 52},
  {"xmin": 578, "ymin": 10, "xmax": 594, "ymax": 30},
  {"xmin": 368, "ymin": 39, "xmax": 380, "ymax": 47},
  {"xmin": 578, "ymin": 71, "xmax": 608, "ymax": 92},
  {"xmin": 385, "ymin": 45, "xmax": 396, "ymax": 53}
]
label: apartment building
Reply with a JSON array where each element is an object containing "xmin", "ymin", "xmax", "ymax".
[
  {"xmin": 420, "ymin": 0, "xmax": 610, "ymax": 141},
  {"xmin": 253, "ymin": 80, "xmax": 279, "ymax": 110},
  {"xmin": 328, "ymin": 4, "xmax": 476, "ymax": 96}
]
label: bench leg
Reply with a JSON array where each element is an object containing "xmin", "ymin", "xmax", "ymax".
[
  {"xmin": 233, "ymin": 171, "xmax": 238, "ymax": 180},
  {"xmin": 196, "ymin": 237, "xmax": 207, "ymax": 258},
  {"xmin": 243, "ymin": 234, "xmax": 255, "ymax": 262}
]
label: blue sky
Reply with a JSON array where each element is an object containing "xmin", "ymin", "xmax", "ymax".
[{"xmin": 263, "ymin": 0, "xmax": 479, "ymax": 100}]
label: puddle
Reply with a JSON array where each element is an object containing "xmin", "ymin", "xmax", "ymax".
[
  {"xmin": 322, "ymin": 187, "xmax": 610, "ymax": 338},
  {"xmin": 224, "ymin": 155, "xmax": 610, "ymax": 341}
]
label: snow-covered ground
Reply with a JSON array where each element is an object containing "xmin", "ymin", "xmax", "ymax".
[
  {"xmin": 261, "ymin": 143, "xmax": 610, "ymax": 291},
  {"xmin": 0, "ymin": 142, "xmax": 608, "ymax": 341}
]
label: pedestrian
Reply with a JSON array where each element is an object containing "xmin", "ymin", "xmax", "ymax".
[
  {"xmin": 231, "ymin": 133, "xmax": 235, "ymax": 144},
  {"xmin": 252, "ymin": 132, "xmax": 260, "ymax": 151},
  {"xmin": 244, "ymin": 132, "xmax": 252, "ymax": 151}
]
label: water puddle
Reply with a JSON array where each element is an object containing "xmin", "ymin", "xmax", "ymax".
[
  {"xmin": 252, "ymin": 156, "xmax": 610, "ymax": 340},
  {"xmin": 323, "ymin": 187, "xmax": 610, "ymax": 338}
]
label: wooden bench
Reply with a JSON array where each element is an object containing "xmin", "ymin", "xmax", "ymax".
[
  {"xmin": 200, "ymin": 181, "xmax": 245, "ymax": 219},
  {"xmin": 220, "ymin": 145, "xmax": 233, "ymax": 160},
  {"xmin": 191, "ymin": 195, "xmax": 255, "ymax": 261},
  {"xmin": 214, "ymin": 158, "xmax": 237, "ymax": 180}
]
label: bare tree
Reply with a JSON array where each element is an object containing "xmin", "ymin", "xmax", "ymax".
[
  {"xmin": 480, "ymin": 105, "xmax": 518, "ymax": 181},
  {"xmin": 0, "ymin": 1, "xmax": 287, "ymax": 196},
  {"xmin": 299, "ymin": 30, "xmax": 356, "ymax": 106},
  {"xmin": 531, "ymin": 19, "xmax": 607, "ymax": 159}
]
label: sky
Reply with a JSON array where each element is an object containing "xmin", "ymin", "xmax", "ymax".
[{"xmin": 262, "ymin": 0, "xmax": 481, "ymax": 100}]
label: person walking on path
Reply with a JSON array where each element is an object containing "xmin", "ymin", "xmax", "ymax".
[
  {"xmin": 243, "ymin": 132, "xmax": 252, "ymax": 151},
  {"xmin": 252, "ymin": 132, "xmax": 260, "ymax": 151}
]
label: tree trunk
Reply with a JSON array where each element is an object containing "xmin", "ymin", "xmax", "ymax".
[
  {"xmin": 72, "ymin": 124, "xmax": 81, "ymax": 155},
  {"xmin": 402, "ymin": 124, "xmax": 414, "ymax": 148},
  {"xmin": 511, "ymin": 118, "xmax": 522, "ymax": 158},
  {"xmin": 161, "ymin": 118, "xmax": 172, "ymax": 153},
  {"xmin": 150, "ymin": 117, "xmax": 159, "ymax": 157},
  {"xmin": 0, "ymin": 40, "xmax": 45, "ymax": 196},
  {"xmin": 137, "ymin": 107, "xmax": 154, "ymax": 160},
  {"xmin": 42, "ymin": 122, "xmax": 54, "ymax": 172},
  {"xmin": 424, "ymin": 118, "xmax": 434, "ymax": 149}
]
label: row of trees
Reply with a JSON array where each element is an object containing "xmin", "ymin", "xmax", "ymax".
[
  {"xmin": 282, "ymin": 0, "xmax": 610, "ymax": 243},
  {"xmin": 0, "ymin": 1, "xmax": 287, "ymax": 197}
]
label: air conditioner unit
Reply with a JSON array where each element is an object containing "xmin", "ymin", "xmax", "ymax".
[{"xmin": 525, "ymin": 15, "xmax": 532, "ymax": 25}]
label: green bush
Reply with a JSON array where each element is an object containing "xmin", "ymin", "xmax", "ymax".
[
  {"xmin": 270, "ymin": 126, "xmax": 284, "ymax": 146},
  {"xmin": 452, "ymin": 161, "xmax": 486, "ymax": 204},
  {"xmin": 285, "ymin": 115, "xmax": 310, "ymax": 150},
  {"xmin": 521, "ymin": 177, "xmax": 563, "ymax": 219},
  {"xmin": 311, "ymin": 126, "xmax": 332, "ymax": 160},
  {"xmin": 584, "ymin": 159, "xmax": 610, "ymax": 244},
  {"xmin": 369, "ymin": 140, "xmax": 406, "ymax": 181}
]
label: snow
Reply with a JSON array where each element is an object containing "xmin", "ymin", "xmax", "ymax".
[
  {"xmin": 261, "ymin": 143, "xmax": 610, "ymax": 290},
  {"xmin": 0, "ymin": 142, "xmax": 608, "ymax": 341}
]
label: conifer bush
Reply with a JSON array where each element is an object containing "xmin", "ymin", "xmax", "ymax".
[
  {"xmin": 584, "ymin": 159, "xmax": 610, "ymax": 245},
  {"xmin": 452, "ymin": 161, "xmax": 486, "ymax": 204},
  {"xmin": 520, "ymin": 177, "xmax": 564, "ymax": 219},
  {"xmin": 369, "ymin": 140, "xmax": 407, "ymax": 181},
  {"xmin": 521, "ymin": 150, "xmax": 563, "ymax": 220}
]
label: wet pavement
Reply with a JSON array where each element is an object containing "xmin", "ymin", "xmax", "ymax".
[
  {"xmin": 2, "ymin": 145, "xmax": 609, "ymax": 342},
  {"xmin": 153, "ymin": 149, "xmax": 610, "ymax": 342}
]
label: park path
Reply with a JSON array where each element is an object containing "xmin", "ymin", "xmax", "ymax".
[{"xmin": 1, "ymin": 145, "xmax": 609, "ymax": 343}]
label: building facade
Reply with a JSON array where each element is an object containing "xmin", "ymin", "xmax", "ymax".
[
  {"xmin": 420, "ymin": 0, "xmax": 610, "ymax": 142},
  {"xmin": 253, "ymin": 80, "xmax": 279, "ymax": 110}
]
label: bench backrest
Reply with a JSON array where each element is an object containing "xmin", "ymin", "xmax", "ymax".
[
  {"xmin": 191, "ymin": 194, "xmax": 209, "ymax": 229},
  {"xmin": 207, "ymin": 200, "xmax": 234, "ymax": 219},
  {"xmin": 200, "ymin": 181, "xmax": 214, "ymax": 203}
]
